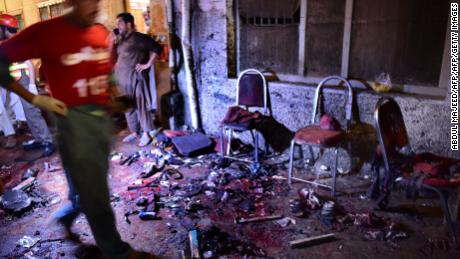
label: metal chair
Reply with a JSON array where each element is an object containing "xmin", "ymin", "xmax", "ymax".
[
  {"xmin": 288, "ymin": 76, "xmax": 353, "ymax": 197},
  {"xmin": 372, "ymin": 96, "xmax": 459, "ymax": 247},
  {"xmin": 219, "ymin": 69, "xmax": 270, "ymax": 165}
]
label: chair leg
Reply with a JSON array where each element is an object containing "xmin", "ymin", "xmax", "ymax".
[
  {"xmin": 307, "ymin": 146, "xmax": 315, "ymax": 166},
  {"xmin": 298, "ymin": 144, "xmax": 304, "ymax": 161},
  {"xmin": 250, "ymin": 130, "xmax": 256, "ymax": 146},
  {"xmin": 347, "ymin": 138, "xmax": 353, "ymax": 173},
  {"xmin": 367, "ymin": 162, "xmax": 381, "ymax": 199},
  {"xmin": 288, "ymin": 140, "xmax": 296, "ymax": 186},
  {"xmin": 319, "ymin": 147, "xmax": 325, "ymax": 158},
  {"xmin": 294, "ymin": 144, "xmax": 305, "ymax": 169},
  {"xmin": 264, "ymin": 138, "xmax": 269, "ymax": 157},
  {"xmin": 437, "ymin": 189, "xmax": 459, "ymax": 248},
  {"xmin": 447, "ymin": 188, "xmax": 460, "ymax": 223},
  {"xmin": 219, "ymin": 127, "xmax": 225, "ymax": 158},
  {"xmin": 227, "ymin": 129, "xmax": 233, "ymax": 156},
  {"xmin": 254, "ymin": 130, "xmax": 259, "ymax": 163},
  {"xmin": 332, "ymin": 148, "xmax": 338, "ymax": 197}
]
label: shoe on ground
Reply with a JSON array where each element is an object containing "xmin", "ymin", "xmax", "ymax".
[
  {"xmin": 148, "ymin": 127, "xmax": 162, "ymax": 138},
  {"xmin": 22, "ymin": 139, "xmax": 42, "ymax": 150},
  {"xmin": 56, "ymin": 217, "xmax": 81, "ymax": 243},
  {"xmin": 46, "ymin": 218, "xmax": 80, "ymax": 243},
  {"xmin": 4, "ymin": 136, "xmax": 16, "ymax": 149},
  {"xmin": 48, "ymin": 207, "xmax": 81, "ymax": 243},
  {"xmin": 123, "ymin": 133, "xmax": 138, "ymax": 143},
  {"xmin": 42, "ymin": 142, "xmax": 56, "ymax": 157},
  {"xmin": 140, "ymin": 163, "xmax": 162, "ymax": 178}
]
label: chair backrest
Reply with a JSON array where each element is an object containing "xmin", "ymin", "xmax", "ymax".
[
  {"xmin": 311, "ymin": 75, "xmax": 354, "ymax": 129},
  {"xmin": 236, "ymin": 69, "xmax": 269, "ymax": 115},
  {"xmin": 374, "ymin": 97, "xmax": 410, "ymax": 170}
]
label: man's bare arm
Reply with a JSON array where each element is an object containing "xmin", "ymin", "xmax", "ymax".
[
  {"xmin": 135, "ymin": 51, "xmax": 158, "ymax": 72},
  {"xmin": 0, "ymin": 55, "xmax": 67, "ymax": 116}
]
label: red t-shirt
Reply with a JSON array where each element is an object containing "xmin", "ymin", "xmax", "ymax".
[{"xmin": 0, "ymin": 16, "xmax": 112, "ymax": 107}]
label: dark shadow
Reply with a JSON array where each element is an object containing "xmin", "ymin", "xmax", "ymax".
[
  {"xmin": 378, "ymin": 203, "xmax": 445, "ymax": 219},
  {"xmin": 347, "ymin": 122, "xmax": 377, "ymax": 163},
  {"xmin": 160, "ymin": 90, "xmax": 185, "ymax": 129},
  {"xmin": 14, "ymin": 149, "xmax": 43, "ymax": 162},
  {"xmin": 169, "ymin": 32, "xmax": 184, "ymax": 81},
  {"xmin": 257, "ymin": 117, "xmax": 294, "ymax": 153}
]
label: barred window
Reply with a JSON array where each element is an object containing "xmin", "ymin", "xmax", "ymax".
[{"xmin": 39, "ymin": 2, "xmax": 65, "ymax": 21}]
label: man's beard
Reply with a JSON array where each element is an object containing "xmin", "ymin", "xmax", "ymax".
[{"xmin": 120, "ymin": 30, "xmax": 128, "ymax": 38}]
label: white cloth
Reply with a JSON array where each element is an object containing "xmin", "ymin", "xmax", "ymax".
[
  {"xmin": 28, "ymin": 83, "xmax": 38, "ymax": 95},
  {"xmin": 0, "ymin": 88, "xmax": 26, "ymax": 122},
  {"xmin": 0, "ymin": 94, "xmax": 15, "ymax": 136},
  {"xmin": 8, "ymin": 92, "xmax": 26, "ymax": 122}
]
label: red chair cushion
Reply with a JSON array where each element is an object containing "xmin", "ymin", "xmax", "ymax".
[
  {"xmin": 423, "ymin": 177, "xmax": 460, "ymax": 187},
  {"xmin": 294, "ymin": 125, "xmax": 345, "ymax": 146},
  {"xmin": 320, "ymin": 114, "xmax": 341, "ymax": 131},
  {"xmin": 401, "ymin": 170, "xmax": 460, "ymax": 187},
  {"xmin": 400, "ymin": 153, "xmax": 460, "ymax": 187},
  {"xmin": 221, "ymin": 106, "xmax": 264, "ymax": 129},
  {"xmin": 164, "ymin": 130, "xmax": 188, "ymax": 138}
]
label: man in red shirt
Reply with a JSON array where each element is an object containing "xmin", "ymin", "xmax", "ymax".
[{"xmin": 0, "ymin": 1, "xmax": 153, "ymax": 258}]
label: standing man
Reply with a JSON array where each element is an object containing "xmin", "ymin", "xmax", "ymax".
[
  {"xmin": 0, "ymin": 1, "xmax": 152, "ymax": 258},
  {"xmin": 113, "ymin": 12, "xmax": 162, "ymax": 147},
  {"xmin": 0, "ymin": 14, "xmax": 55, "ymax": 156}
]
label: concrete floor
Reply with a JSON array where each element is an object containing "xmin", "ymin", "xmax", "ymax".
[{"xmin": 1, "ymin": 130, "xmax": 460, "ymax": 259}]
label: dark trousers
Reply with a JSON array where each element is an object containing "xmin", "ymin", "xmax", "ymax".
[{"xmin": 55, "ymin": 105, "xmax": 131, "ymax": 259}]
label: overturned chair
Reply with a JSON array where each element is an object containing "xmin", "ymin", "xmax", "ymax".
[
  {"xmin": 371, "ymin": 96, "xmax": 460, "ymax": 247},
  {"xmin": 219, "ymin": 69, "xmax": 270, "ymax": 166},
  {"xmin": 288, "ymin": 76, "xmax": 353, "ymax": 197}
]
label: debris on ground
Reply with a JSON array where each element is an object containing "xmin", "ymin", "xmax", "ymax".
[
  {"xmin": 13, "ymin": 177, "xmax": 36, "ymax": 191},
  {"xmin": 199, "ymin": 226, "xmax": 267, "ymax": 258},
  {"xmin": 298, "ymin": 188, "xmax": 322, "ymax": 210},
  {"xmin": 318, "ymin": 201, "xmax": 336, "ymax": 228},
  {"xmin": 44, "ymin": 162, "xmax": 61, "ymax": 173},
  {"xmin": 276, "ymin": 217, "xmax": 296, "ymax": 227},
  {"xmin": 337, "ymin": 212, "xmax": 409, "ymax": 245},
  {"xmin": 290, "ymin": 233, "xmax": 337, "ymax": 248},
  {"xmin": 16, "ymin": 236, "xmax": 40, "ymax": 249},
  {"xmin": 1, "ymin": 189, "xmax": 32, "ymax": 212},
  {"xmin": 22, "ymin": 168, "xmax": 39, "ymax": 180},
  {"xmin": 0, "ymin": 128, "xmax": 424, "ymax": 258},
  {"xmin": 320, "ymin": 165, "xmax": 330, "ymax": 171},
  {"xmin": 419, "ymin": 237, "xmax": 452, "ymax": 256},
  {"xmin": 188, "ymin": 229, "xmax": 200, "ymax": 259},
  {"xmin": 235, "ymin": 214, "xmax": 283, "ymax": 224}
]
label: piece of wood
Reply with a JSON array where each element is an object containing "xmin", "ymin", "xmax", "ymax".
[
  {"xmin": 13, "ymin": 177, "xmax": 36, "ymax": 191},
  {"xmin": 290, "ymin": 233, "xmax": 336, "ymax": 248},
  {"xmin": 235, "ymin": 214, "xmax": 283, "ymax": 224},
  {"xmin": 341, "ymin": 0, "xmax": 354, "ymax": 78},
  {"xmin": 298, "ymin": 0, "xmax": 307, "ymax": 76}
]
